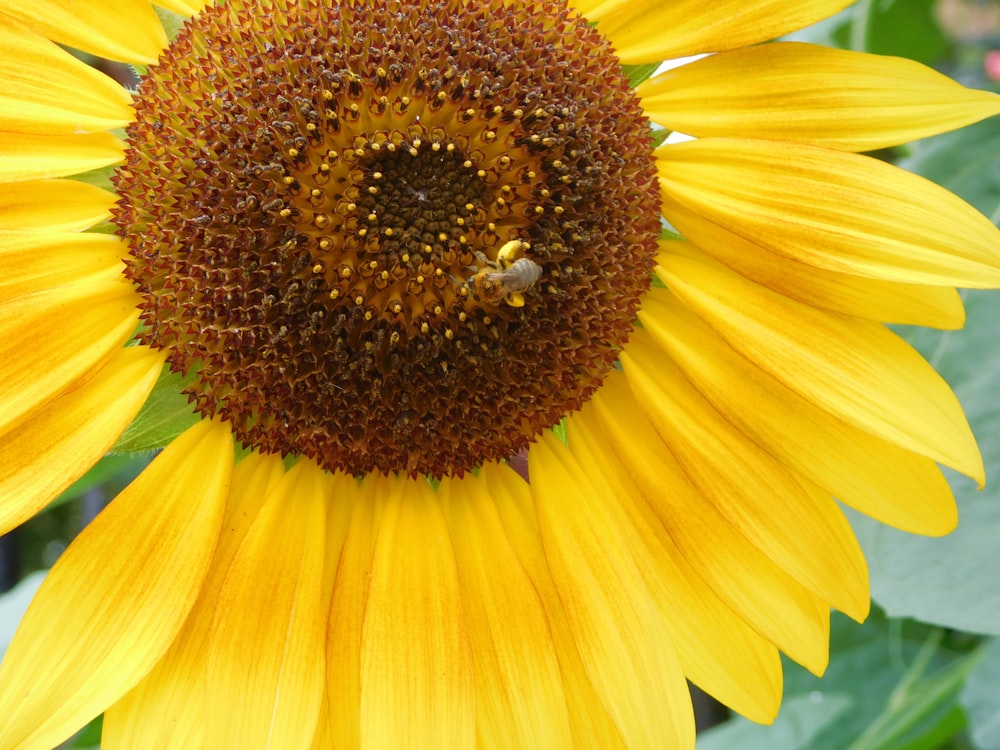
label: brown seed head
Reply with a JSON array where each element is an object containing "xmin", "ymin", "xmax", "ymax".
[{"xmin": 113, "ymin": 0, "xmax": 661, "ymax": 477}]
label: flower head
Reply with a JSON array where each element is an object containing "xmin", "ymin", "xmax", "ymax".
[{"xmin": 1, "ymin": 0, "xmax": 999, "ymax": 748}]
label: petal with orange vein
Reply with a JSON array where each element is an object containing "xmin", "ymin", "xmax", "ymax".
[
  {"xmin": 326, "ymin": 477, "xmax": 381, "ymax": 750},
  {"xmin": 0, "ymin": 0, "xmax": 167, "ymax": 63},
  {"xmin": 657, "ymin": 246, "xmax": 985, "ymax": 484},
  {"xmin": 483, "ymin": 464, "xmax": 629, "ymax": 750},
  {"xmin": 359, "ymin": 476, "xmax": 476, "ymax": 750},
  {"xmin": 0, "ymin": 346, "xmax": 164, "ymax": 537},
  {"xmin": 530, "ymin": 433, "xmax": 696, "ymax": 750},
  {"xmin": 621, "ymin": 329, "xmax": 870, "ymax": 621},
  {"xmin": 639, "ymin": 43, "xmax": 1000, "ymax": 151},
  {"xmin": 0, "ymin": 19, "xmax": 133, "ymax": 135},
  {"xmin": 0, "ymin": 273, "xmax": 139, "ymax": 432},
  {"xmin": 579, "ymin": 0, "xmax": 852, "ymax": 63},
  {"xmin": 0, "ymin": 418, "xmax": 233, "ymax": 750},
  {"xmin": 440, "ymin": 469, "xmax": 573, "ymax": 749},
  {"xmin": 590, "ymin": 373, "xmax": 832, "ymax": 675},
  {"xmin": 206, "ymin": 459, "xmax": 328, "ymax": 750},
  {"xmin": 101, "ymin": 452, "xmax": 287, "ymax": 750},
  {"xmin": 658, "ymin": 138, "xmax": 1000, "ymax": 288},
  {"xmin": 565, "ymin": 407, "xmax": 784, "ymax": 724},
  {"xmin": 639, "ymin": 286, "xmax": 960, "ymax": 536},
  {"xmin": 0, "ymin": 230, "xmax": 124, "ymax": 299},
  {"xmin": 0, "ymin": 131, "xmax": 123, "ymax": 183},
  {"xmin": 0, "ymin": 181, "xmax": 116, "ymax": 231},
  {"xmin": 656, "ymin": 218, "xmax": 966, "ymax": 329}
]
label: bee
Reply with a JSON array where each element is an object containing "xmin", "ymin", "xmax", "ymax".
[{"xmin": 464, "ymin": 240, "xmax": 543, "ymax": 307}]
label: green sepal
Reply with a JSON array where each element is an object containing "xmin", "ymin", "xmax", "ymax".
[
  {"xmin": 624, "ymin": 62, "xmax": 662, "ymax": 88},
  {"xmin": 110, "ymin": 363, "xmax": 201, "ymax": 454}
]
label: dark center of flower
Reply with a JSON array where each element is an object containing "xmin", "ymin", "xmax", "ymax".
[{"xmin": 113, "ymin": 0, "xmax": 660, "ymax": 477}]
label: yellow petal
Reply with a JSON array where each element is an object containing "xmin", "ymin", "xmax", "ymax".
[
  {"xmin": 206, "ymin": 459, "xmax": 328, "ymax": 750},
  {"xmin": 0, "ymin": 418, "xmax": 233, "ymax": 750},
  {"xmin": 0, "ymin": 181, "xmax": 115, "ymax": 231},
  {"xmin": 483, "ymin": 463, "xmax": 629, "ymax": 750},
  {"xmin": 581, "ymin": 0, "xmax": 853, "ymax": 63},
  {"xmin": 657, "ymin": 220, "xmax": 966, "ymax": 329},
  {"xmin": 0, "ymin": 131, "xmax": 123, "ymax": 182},
  {"xmin": 590, "ymin": 372, "xmax": 833, "ymax": 675},
  {"xmin": 529, "ymin": 433, "xmax": 696, "ymax": 750},
  {"xmin": 327, "ymin": 477, "xmax": 380, "ymax": 750},
  {"xmin": 359, "ymin": 476, "xmax": 476, "ymax": 750},
  {"xmin": 102, "ymin": 452, "xmax": 287, "ymax": 750},
  {"xmin": 621, "ymin": 328, "xmax": 870, "ymax": 620},
  {"xmin": 0, "ymin": 19, "xmax": 133, "ymax": 135},
  {"xmin": 657, "ymin": 246, "xmax": 985, "ymax": 484},
  {"xmin": 0, "ymin": 346, "xmax": 163, "ymax": 537},
  {"xmin": 565, "ymin": 406, "xmax": 784, "ymax": 723},
  {"xmin": 0, "ymin": 230, "xmax": 124, "ymax": 299},
  {"xmin": 155, "ymin": 0, "xmax": 210, "ymax": 16},
  {"xmin": 0, "ymin": 0, "xmax": 168, "ymax": 63},
  {"xmin": 639, "ymin": 42, "xmax": 1000, "ymax": 151},
  {"xmin": 658, "ymin": 138, "xmax": 1000, "ymax": 288},
  {"xmin": 440, "ymin": 470, "xmax": 573, "ymax": 749},
  {"xmin": 0, "ymin": 272, "xmax": 139, "ymax": 432},
  {"xmin": 639, "ymin": 287, "xmax": 960, "ymax": 535}
]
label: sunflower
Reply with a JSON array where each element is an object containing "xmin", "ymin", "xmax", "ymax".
[{"xmin": 2, "ymin": 0, "xmax": 1000, "ymax": 747}]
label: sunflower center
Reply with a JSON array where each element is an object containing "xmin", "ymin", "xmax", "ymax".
[{"xmin": 113, "ymin": 0, "xmax": 661, "ymax": 477}]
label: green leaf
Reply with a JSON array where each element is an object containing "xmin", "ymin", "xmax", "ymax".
[
  {"xmin": 961, "ymin": 637, "xmax": 1000, "ymax": 750},
  {"xmin": 624, "ymin": 62, "xmax": 661, "ymax": 88},
  {"xmin": 47, "ymin": 453, "xmax": 147, "ymax": 510},
  {"xmin": 784, "ymin": 0, "xmax": 950, "ymax": 62},
  {"xmin": 849, "ymin": 0, "xmax": 951, "ymax": 63},
  {"xmin": 111, "ymin": 364, "xmax": 201, "ymax": 454},
  {"xmin": 846, "ymin": 634, "xmax": 981, "ymax": 750},
  {"xmin": 771, "ymin": 612, "xmax": 979, "ymax": 750},
  {"xmin": 69, "ymin": 715, "xmax": 103, "ymax": 748},
  {"xmin": 696, "ymin": 693, "xmax": 854, "ymax": 750}
]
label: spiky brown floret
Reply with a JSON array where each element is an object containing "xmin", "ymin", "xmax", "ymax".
[{"xmin": 114, "ymin": 0, "xmax": 660, "ymax": 477}]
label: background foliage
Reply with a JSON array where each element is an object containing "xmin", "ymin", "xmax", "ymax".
[{"xmin": 0, "ymin": 1, "xmax": 998, "ymax": 748}]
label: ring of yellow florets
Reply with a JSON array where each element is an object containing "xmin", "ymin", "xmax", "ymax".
[{"xmin": 113, "ymin": 0, "xmax": 661, "ymax": 477}]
